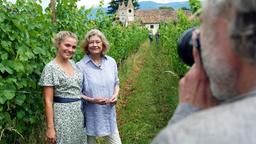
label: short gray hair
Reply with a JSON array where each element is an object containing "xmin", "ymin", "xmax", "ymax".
[
  {"xmin": 202, "ymin": 0, "xmax": 233, "ymax": 20},
  {"xmin": 81, "ymin": 29, "xmax": 110, "ymax": 55},
  {"xmin": 52, "ymin": 31, "xmax": 78, "ymax": 48},
  {"xmin": 229, "ymin": 0, "xmax": 256, "ymax": 64},
  {"xmin": 203, "ymin": 0, "xmax": 256, "ymax": 64}
]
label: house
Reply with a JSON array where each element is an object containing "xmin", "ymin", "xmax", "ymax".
[
  {"xmin": 116, "ymin": 0, "xmax": 135, "ymax": 26},
  {"xmin": 116, "ymin": 0, "xmax": 191, "ymax": 35},
  {"xmin": 134, "ymin": 9, "xmax": 177, "ymax": 35}
]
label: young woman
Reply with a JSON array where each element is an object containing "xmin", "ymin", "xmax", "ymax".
[
  {"xmin": 39, "ymin": 31, "xmax": 86, "ymax": 144},
  {"xmin": 77, "ymin": 29, "xmax": 122, "ymax": 144}
]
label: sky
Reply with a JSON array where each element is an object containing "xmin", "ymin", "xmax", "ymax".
[
  {"xmin": 8, "ymin": 0, "xmax": 188, "ymax": 9},
  {"xmin": 77, "ymin": 0, "xmax": 189, "ymax": 8}
]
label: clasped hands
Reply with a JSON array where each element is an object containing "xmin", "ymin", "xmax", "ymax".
[{"xmin": 81, "ymin": 95, "xmax": 117, "ymax": 105}]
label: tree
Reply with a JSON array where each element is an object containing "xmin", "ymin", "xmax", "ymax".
[
  {"xmin": 107, "ymin": 0, "xmax": 119, "ymax": 14},
  {"xmin": 180, "ymin": 7, "xmax": 190, "ymax": 11},
  {"xmin": 159, "ymin": 6, "xmax": 174, "ymax": 10},
  {"xmin": 107, "ymin": 0, "xmax": 139, "ymax": 14},
  {"xmin": 50, "ymin": 0, "xmax": 56, "ymax": 23},
  {"xmin": 189, "ymin": 0, "xmax": 201, "ymax": 13}
]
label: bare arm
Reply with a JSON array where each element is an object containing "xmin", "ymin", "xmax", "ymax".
[
  {"xmin": 113, "ymin": 85, "xmax": 120, "ymax": 98},
  {"xmin": 109, "ymin": 85, "xmax": 120, "ymax": 105},
  {"xmin": 43, "ymin": 86, "xmax": 56, "ymax": 143}
]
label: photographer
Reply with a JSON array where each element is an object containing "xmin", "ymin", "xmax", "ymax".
[{"xmin": 152, "ymin": 0, "xmax": 256, "ymax": 143}]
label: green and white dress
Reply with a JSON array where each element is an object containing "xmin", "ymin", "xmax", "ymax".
[{"xmin": 39, "ymin": 60, "xmax": 87, "ymax": 144}]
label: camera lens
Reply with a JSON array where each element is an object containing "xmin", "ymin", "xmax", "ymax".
[{"xmin": 177, "ymin": 27, "xmax": 200, "ymax": 66}]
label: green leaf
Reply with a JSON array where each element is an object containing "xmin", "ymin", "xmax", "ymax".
[
  {"xmin": 33, "ymin": 47, "xmax": 44, "ymax": 55},
  {"xmin": 25, "ymin": 51, "xmax": 35, "ymax": 59},
  {"xmin": 8, "ymin": 80, "xmax": 17, "ymax": 87},
  {"xmin": 0, "ymin": 13, "xmax": 5, "ymax": 23},
  {"xmin": 3, "ymin": 112, "xmax": 11, "ymax": 122},
  {"xmin": 1, "ymin": 53, "xmax": 8, "ymax": 60},
  {"xmin": 12, "ymin": 61, "xmax": 25, "ymax": 72},
  {"xmin": 3, "ymin": 90, "xmax": 15, "ymax": 100},
  {"xmin": 12, "ymin": 19, "xmax": 26, "ymax": 32},
  {"xmin": 15, "ymin": 95, "xmax": 26, "ymax": 106},
  {"xmin": 0, "ymin": 112, "xmax": 4, "ymax": 121},
  {"xmin": 1, "ymin": 41, "xmax": 11, "ymax": 52},
  {"xmin": 17, "ymin": 110, "xmax": 25, "ymax": 120},
  {"xmin": 8, "ymin": 33, "xmax": 16, "ymax": 41},
  {"xmin": 0, "ymin": 96, "xmax": 6, "ymax": 104},
  {"xmin": 5, "ymin": 66, "xmax": 14, "ymax": 74},
  {"xmin": 29, "ymin": 116, "xmax": 37, "ymax": 124},
  {"xmin": 16, "ymin": 79, "xmax": 27, "ymax": 89},
  {"xmin": 0, "ymin": 63, "xmax": 5, "ymax": 73}
]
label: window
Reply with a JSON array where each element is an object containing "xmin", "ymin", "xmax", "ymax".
[
  {"xmin": 128, "ymin": 9, "xmax": 132, "ymax": 13},
  {"xmin": 122, "ymin": 12, "xmax": 124, "ymax": 15},
  {"xmin": 150, "ymin": 25, "xmax": 154, "ymax": 29}
]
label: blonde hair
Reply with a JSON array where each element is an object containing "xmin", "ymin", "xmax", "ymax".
[
  {"xmin": 81, "ymin": 29, "xmax": 110, "ymax": 55},
  {"xmin": 52, "ymin": 31, "xmax": 78, "ymax": 48}
]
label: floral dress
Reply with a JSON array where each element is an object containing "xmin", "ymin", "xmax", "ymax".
[{"xmin": 39, "ymin": 60, "xmax": 87, "ymax": 144}]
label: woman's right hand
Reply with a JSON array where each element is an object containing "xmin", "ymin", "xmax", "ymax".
[
  {"xmin": 81, "ymin": 95, "xmax": 107, "ymax": 105},
  {"xmin": 45, "ymin": 128, "xmax": 56, "ymax": 144},
  {"xmin": 92, "ymin": 97, "xmax": 106, "ymax": 105}
]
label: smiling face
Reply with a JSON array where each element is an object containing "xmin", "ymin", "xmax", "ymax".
[
  {"xmin": 88, "ymin": 35, "xmax": 104, "ymax": 56},
  {"xmin": 57, "ymin": 37, "xmax": 77, "ymax": 60}
]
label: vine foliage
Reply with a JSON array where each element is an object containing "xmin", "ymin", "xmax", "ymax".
[{"xmin": 0, "ymin": 0, "xmax": 147, "ymax": 142}]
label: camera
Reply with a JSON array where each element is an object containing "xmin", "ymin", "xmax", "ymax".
[{"xmin": 177, "ymin": 27, "xmax": 201, "ymax": 66}]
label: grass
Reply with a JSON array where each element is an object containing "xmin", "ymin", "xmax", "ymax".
[{"xmin": 115, "ymin": 40, "xmax": 179, "ymax": 144}]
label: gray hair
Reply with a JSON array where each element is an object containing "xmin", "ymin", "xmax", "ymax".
[
  {"xmin": 230, "ymin": 0, "xmax": 256, "ymax": 64},
  {"xmin": 52, "ymin": 31, "xmax": 78, "ymax": 48},
  {"xmin": 81, "ymin": 29, "xmax": 110, "ymax": 55},
  {"xmin": 203, "ymin": 0, "xmax": 256, "ymax": 64}
]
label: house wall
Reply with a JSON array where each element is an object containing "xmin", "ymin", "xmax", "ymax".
[
  {"xmin": 145, "ymin": 24, "xmax": 159, "ymax": 35},
  {"xmin": 119, "ymin": 10, "xmax": 127, "ymax": 24},
  {"xmin": 127, "ymin": 8, "xmax": 134, "ymax": 21}
]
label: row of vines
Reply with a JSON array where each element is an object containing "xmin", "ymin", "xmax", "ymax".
[
  {"xmin": 159, "ymin": 10, "xmax": 199, "ymax": 78},
  {"xmin": 0, "ymin": 0, "xmax": 147, "ymax": 143}
]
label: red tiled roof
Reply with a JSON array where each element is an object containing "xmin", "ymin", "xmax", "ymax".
[{"xmin": 135, "ymin": 9, "xmax": 191, "ymax": 24}]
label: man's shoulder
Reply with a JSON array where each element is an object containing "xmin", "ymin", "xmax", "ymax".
[{"xmin": 153, "ymin": 96, "xmax": 256, "ymax": 144}]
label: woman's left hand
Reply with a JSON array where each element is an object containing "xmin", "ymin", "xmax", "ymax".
[{"xmin": 106, "ymin": 96, "xmax": 117, "ymax": 105}]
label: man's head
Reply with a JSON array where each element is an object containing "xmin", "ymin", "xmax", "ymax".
[{"xmin": 200, "ymin": 0, "xmax": 256, "ymax": 101}]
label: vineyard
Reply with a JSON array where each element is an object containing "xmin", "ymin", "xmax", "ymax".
[{"xmin": 0, "ymin": 0, "xmax": 199, "ymax": 143}]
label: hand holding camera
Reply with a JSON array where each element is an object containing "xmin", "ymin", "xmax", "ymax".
[
  {"xmin": 178, "ymin": 28, "xmax": 218, "ymax": 108},
  {"xmin": 178, "ymin": 27, "xmax": 201, "ymax": 66}
]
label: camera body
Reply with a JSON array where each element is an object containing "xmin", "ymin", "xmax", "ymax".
[{"xmin": 177, "ymin": 27, "xmax": 201, "ymax": 66}]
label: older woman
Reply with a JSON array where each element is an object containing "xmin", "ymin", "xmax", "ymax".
[
  {"xmin": 39, "ymin": 31, "xmax": 87, "ymax": 144},
  {"xmin": 77, "ymin": 29, "xmax": 122, "ymax": 144}
]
